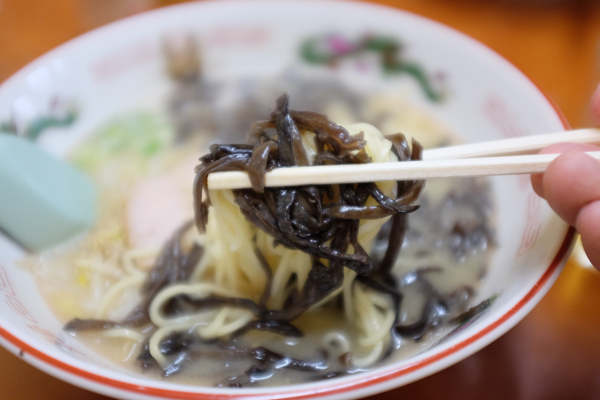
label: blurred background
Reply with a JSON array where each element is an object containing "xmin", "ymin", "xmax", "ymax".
[{"xmin": 1, "ymin": 0, "xmax": 600, "ymax": 399}]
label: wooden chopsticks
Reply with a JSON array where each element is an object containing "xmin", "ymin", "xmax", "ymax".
[{"xmin": 206, "ymin": 129, "xmax": 600, "ymax": 190}]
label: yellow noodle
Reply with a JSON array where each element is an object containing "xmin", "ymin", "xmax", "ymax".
[
  {"xmin": 352, "ymin": 342, "xmax": 384, "ymax": 368},
  {"xmin": 197, "ymin": 308, "xmax": 254, "ymax": 339},
  {"xmin": 95, "ymin": 123, "xmax": 403, "ymax": 369},
  {"xmin": 149, "ymin": 324, "xmax": 196, "ymax": 368},
  {"xmin": 95, "ymin": 274, "xmax": 145, "ymax": 319},
  {"xmin": 103, "ymin": 328, "xmax": 146, "ymax": 343},
  {"xmin": 149, "ymin": 283, "xmax": 239, "ymax": 327}
]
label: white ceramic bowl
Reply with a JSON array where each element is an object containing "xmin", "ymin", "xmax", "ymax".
[{"xmin": 0, "ymin": 1, "xmax": 573, "ymax": 399}]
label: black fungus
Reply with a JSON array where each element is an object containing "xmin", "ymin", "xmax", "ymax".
[{"xmin": 64, "ymin": 93, "xmax": 490, "ymax": 386}]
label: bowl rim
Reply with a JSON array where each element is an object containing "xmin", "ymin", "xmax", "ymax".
[
  {"xmin": 0, "ymin": 229, "xmax": 575, "ymax": 399},
  {"xmin": 0, "ymin": 0, "xmax": 574, "ymax": 398}
]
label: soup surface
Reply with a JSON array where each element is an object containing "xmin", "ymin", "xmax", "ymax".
[{"xmin": 25, "ymin": 82, "xmax": 494, "ymax": 387}]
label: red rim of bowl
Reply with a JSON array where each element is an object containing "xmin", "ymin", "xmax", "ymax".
[
  {"xmin": 0, "ymin": 228, "xmax": 575, "ymax": 399},
  {"xmin": 0, "ymin": 1, "xmax": 574, "ymax": 398}
]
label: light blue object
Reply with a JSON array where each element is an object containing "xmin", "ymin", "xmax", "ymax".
[{"xmin": 0, "ymin": 133, "xmax": 96, "ymax": 251}]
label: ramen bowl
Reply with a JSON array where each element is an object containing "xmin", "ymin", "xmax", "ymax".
[{"xmin": 0, "ymin": 1, "xmax": 572, "ymax": 399}]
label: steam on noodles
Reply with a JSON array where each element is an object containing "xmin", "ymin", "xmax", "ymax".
[{"xmin": 35, "ymin": 93, "xmax": 493, "ymax": 387}]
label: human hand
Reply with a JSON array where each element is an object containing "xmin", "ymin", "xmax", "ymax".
[{"xmin": 530, "ymin": 89, "xmax": 600, "ymax": 269}]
